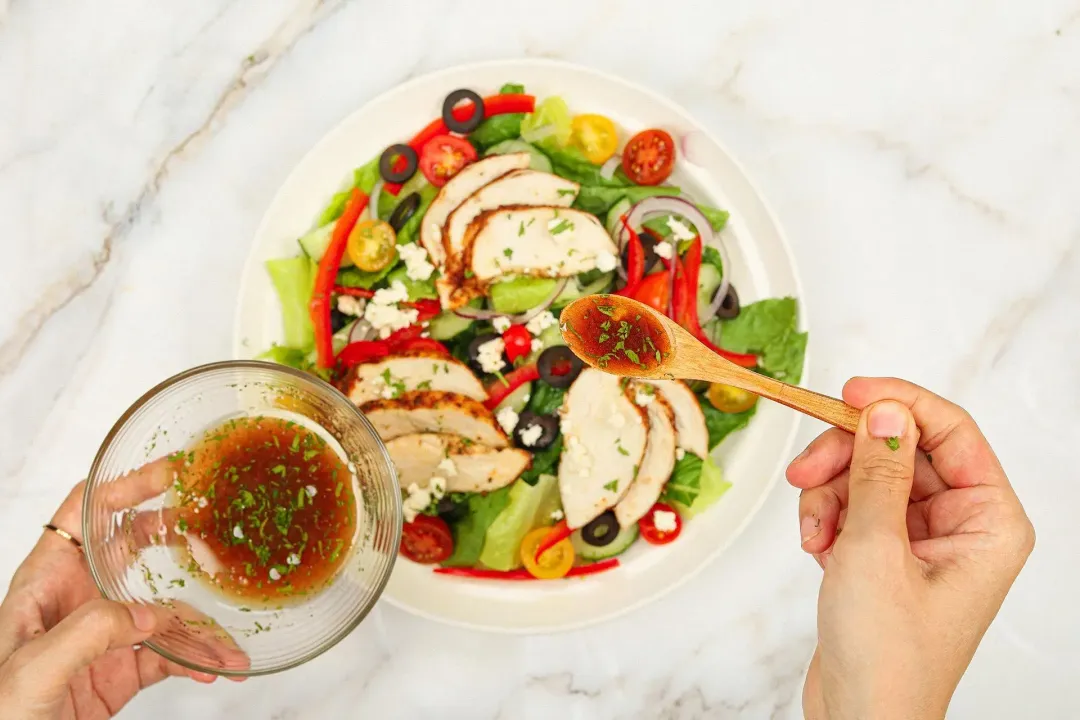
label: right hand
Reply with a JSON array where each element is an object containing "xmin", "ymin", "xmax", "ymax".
[{"xmin": 786, "ymin": 377, "xmax": 1035, "ymax": 720}]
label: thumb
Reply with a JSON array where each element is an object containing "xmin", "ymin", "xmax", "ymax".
[
  {"xmin": 10, "ymin": 600, "xmax": 157, "ymax": 696},
  {"xmin": 844, "ymin": 400, "xmax": 920, "ymax": 538}
]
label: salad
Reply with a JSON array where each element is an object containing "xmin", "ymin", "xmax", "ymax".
[{"xmin": 260, "ymin": 82, "xmax": 807, "ymax": 581}]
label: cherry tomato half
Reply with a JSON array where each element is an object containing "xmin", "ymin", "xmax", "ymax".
[
  {"xmin": 632, "ymin": 271, "xmax": 671, "ymax": 314},
  {"xmin": 705, "ymin": 382, "xmax": 759, "ymax": 414},
  {"xmin": 638, "ymin": 503, "xmax": 682, "ymax": 545},
  {"xmin": 622, "ymin": 129, "xmax": 676, "ymax": 186},
  {"xmin": 502, "ymin": 324, "xmax": 532, "ymax": 364},
  {"xmin": 347, "ymin": 219, "xmax": 397, "ymax": 272},
  {"xmin": 571, "ymin": 113, "xmax": 619, "ymax": 165},
  {"xmin": 520, "ymin": 526, "xmax": 574, "ymax": 579},
  {"xmin": 400, "ymin": 515, "xmax": 454, "ymax": 564},
  {"xmin": 397, "ymin": 337, "xmax": 451, "ymax": 356},
  {"xmin": 419, "ymin": 134, "xmax": 478, "ymax": 187}
]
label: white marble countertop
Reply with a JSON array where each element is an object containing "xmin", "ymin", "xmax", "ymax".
[{"xmin": 2, "ymin": 0, "xmax": 1078, "ymax": 717}]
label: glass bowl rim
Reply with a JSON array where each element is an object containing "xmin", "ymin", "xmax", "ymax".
[{"xmin": 82, "ymin": 359, "xmax": 402, "ymax": 676}]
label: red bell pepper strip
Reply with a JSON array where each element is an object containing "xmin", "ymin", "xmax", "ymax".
[
  {"xmin": 615, "ymin": 215, "xmax": 646, "ymax": 298},
  {"xmin": 433, "ymin": 558, "xmax": 620, "ymax": 581},
  {"xmin": 483, "ymin": 363, "xmax": 540, "ymax": 410},
  {"xmin": 409, "ymin": 298, "xmax": 442, "ymax": 322},
  {"xmin": 333, "ymin": 286, "xmax": 375, "ymax": 298},
  {"xmin": 310, "ymin": 189, "xmax": 369, "ymax": 368},
  {"xmin": 385, "ymin": 94, "xmax": 537, "ymax": 194},
  {"xmin": 533, "ymin": 519, "xmax": 571, "ymax": 562},
  {"xmin": 397, "ymin": 338, "xmax": 450, "ymax": 356},
  {"xmin": 337, "ymin": 340, "xmax": 390, "ymax": 367},
  {"xmin": 674, "ymin": 238, "xmax": 758, "ymax": 368}
]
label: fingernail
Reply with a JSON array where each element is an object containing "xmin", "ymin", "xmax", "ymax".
[
  {"xmin": 128, "ymin": 604, "xmax": 156, "ymax": 632},
  {"xmin": 800, "ymin": 515, "xmax": 821, "ymax": 544},
  {"xmin": 868, "ymin": 401, "xmax": 908, "ymax": 439}
]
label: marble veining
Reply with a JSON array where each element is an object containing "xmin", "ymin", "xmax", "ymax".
[{"xmin": 1, "ymin": 0, "xmax": 1078, "ymax": 717}]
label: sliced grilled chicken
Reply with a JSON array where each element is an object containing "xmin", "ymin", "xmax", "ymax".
[
  {"xmin": 468, "ymin": 206, "xmax": 616, "ymax": 282},
  {"xmin": 437, "ymin": 170, "xmax": 579, "ymax": 306},
  {"xmin": 360, "ymin": 391, "xmax": 508, "ymax": 448},
  {"xmin": 384, "ymin": 433, "xmax": 531, "ymax": 493},
  {"xmin": 342, "ymin": 349, "xmax": 485, "ymax": 407},
  {"xmin": 641, "ymin": 379, "xmax": 709, "ymax": 457},
  {"xmin": 418, "ymin": 153, "xmax": 531, "ymax": 267},
  {"xmin": 615, "ymin": 387, "xmax": 677, "ymax": 527},
  {"xmin": 558, "ymin": 369, "xmax": 648, "ymax": 529}
]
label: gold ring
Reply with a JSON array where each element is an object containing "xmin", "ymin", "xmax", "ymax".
[{"xmin": 43, "ymin": 524, "xmax": 82, "ymax": 550}]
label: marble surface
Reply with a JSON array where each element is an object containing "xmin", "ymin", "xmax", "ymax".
[{"xmin": 1, "ymin": 0, "xmax": 1078, "ymax": 717}]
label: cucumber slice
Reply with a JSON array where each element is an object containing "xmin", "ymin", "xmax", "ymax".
[
  {"xmin": 297, "ymin": 224, "xmax": 333, "ymax": 262},
  {"xmin": 494, "ymin": 380, "xmax": 532, "ymax": 415},
  {"xmin": 696, "ymin": 263, "xmax": 722, "ymax": 325},
  {"xmin": 605, "ymin": 197, "xmax": 632, "ymax": 238},
  {"xmin": 571, "ymin": 523, "xmax": 639, "ymax": 561},
  {"xmin": 485, "ymin": 139, "xmax": 553, "ymax": 173},
  {"xmin": 428, "ymin": 311, "xmax": 473, "ymax": 340}
]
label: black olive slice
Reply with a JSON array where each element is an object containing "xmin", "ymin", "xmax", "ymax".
[
  {"xmin": 581, "ymin": 511, "xmax": 619, "ymax": 547},
  {"xmin": 379, "ymin": 143, "xmax": 418, "ymax": 184},
  {"xmin": 436, "ymin": 495, "xmax": 468, "ymax": 523},
  {"xmin": 537, "ymin": 346, "xmax": 583, "ymax": 389},
  {"xmin": 714, "ymin": 284, "xmax": 740, "ymax": 320},
  {"xmin": 466, "ymin": 332, "xmax": 505, "ymax": 375},
  {"xmin": 512, "ymin": 411, "xmax": 558, "ymax": 450},
  {"xmin": 442, "ymin": 89, "xmax": 485, "ymax": 134},
  {"xmin": 388, "ymin": 192, "xmax": 421, "ymax": 233}
]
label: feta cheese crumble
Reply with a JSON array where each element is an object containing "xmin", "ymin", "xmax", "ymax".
[
  {"xmin": 525, "ymin": 310, "xmax": 556, "ymax": 336},
  {"xmin": 305, "ymin": 485, "xmax": 318, "ymax": 498},
  {"xmin": 476, "ymin": 337, "xmax": 507, "ymax": 374},
  {"xmin": 550, "ymin": 509, "xmax": 564, "ymax": 522},
  {"xmin": 496, "ymin": 406, "xmax": 519, "ymax": 434},
  {"xmin": 518, "ymin": 423, "xmax": 544, "ymax": 447},
  {"xmin": 398, "ymin": 242, "xmax": 435, "ymax": 281},
  {"xmin": 402, "ymin": 482, "xmax": 433, "ymax": 523},
  {"xmin": 653, "ymin": 240, "xmax": 674, "ymax": 259},
  {"xmin": 675, "ymin": 448, "xmax": 686, "ymax": 461},
  {"xmin": 366, "ymin": 281, "xmax": 418, "ymax": 339},
  {"xmin": 653, "ymin": 509, "xmax": 679, "ymax": 532},
  {"xmin": 336, "ymin": 295, "xmax": 366, "ymax": 317},
  {"xmin": 492, "ymin": 316, "xmax": 512, "ymax": 333},
  {"xmin": 269, "ymin": 568, "xmax": 282, "ymax": 581},
  {"xmin": 232, "ymin": 525, "xmax": 244, "ymax": 540},
  {"xmin": 666, "ymin": 217, "xmax": 696, "ymax": 242},
  {"xmin": 286, "ymin": 553, "xmax": 301, "ymax": 566},
  {"xmin": 530, "ymin": 338, "xmax": 544, "ymax": 353},
  {"xmin": 634, "ymin": 388, "xmax": 655, "ymax": 406},
  {"xmin": 594, "ymin": 250, "xmax": 617, "ymax": 273}
]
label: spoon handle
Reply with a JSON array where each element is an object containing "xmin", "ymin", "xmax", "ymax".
[{"xmin": 717, "ymin": 369, "xmax": 861, "ymax": 433}]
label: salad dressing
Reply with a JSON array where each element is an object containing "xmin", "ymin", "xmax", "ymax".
[{"xmin": 561, "ymin": 295, "xmax": 671, "ymax": 374}]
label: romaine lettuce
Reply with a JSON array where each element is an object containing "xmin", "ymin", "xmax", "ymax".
[
  {"xmin": 719, "ymin": 297, "xmax": 807, "ymax": 384},
  {"xmin": 265, "ymin": 257, "xmax": 315, "ymax": 350},
  {"xmin": 468, "ymin": 82, "xmax": 529, "ymax": 151},
  {"xmin": 489, "ymin": 276, "xmax": 558, "ymax": 314},
  {"xmin": 573, "ymin": 184, "xmax": 682, "ymax": 216},
  {"xmin": 700, "ymin": 401, "xmax": 757, "ymax": 450},
  {"xmin": 442, "ymin": 486, "xmax": 513, "ymax": 567},
  {"xmin": 478, "ymin": 473, "xmax": 559, "ymax": 571}
]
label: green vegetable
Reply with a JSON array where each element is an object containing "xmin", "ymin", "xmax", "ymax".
[
  {"xmin": 571, "ymin": 523, "xmax": 638, "ymax": 561},
  {"xmin": 386, "ymin": 266, "xmax": 436, "ymax": 301},
  {"xmin": 258, "ymin": 345, "xmax": 310, "ymax": 370},
  {"xmin": 484, "ymin": 139, "xmax": 553, "ymax": 172},
  {"xmin": 702, "ymin": 246, "xmax": 724, "ymax": 276},
  {"xmin": 489, "ymin": 276, "xmax": 558, "ymax": 314},
  {"xmin": 886, "ymin": 437, "xmax": 900, "ymax": 451},
  {"xmin": 394, "ymin": 183, "xmax": 438, "ymax": 246},
  {"xmin": 468, "ymin": 83, "xmax": 529, "ymax": 151},
  {"xmin": 641, "ymin": 204, "xmax": 730, "ymax": 238},
  {"xmin": 448, "ymin": 323, "xmax": 483, "ymax": 366},
  {"xmin": 544, "ymin": 144, "xmax": 631, "ymax": 187},
  {"xmin": 317, "ymin": 156, "xmax": 381, "ymax": 226},
  {"xmin": 526, "ymin": 383, "xmax": 565, "ymax": 416},
  {"xmin": 442, "ymin": 487, "xmax": 513, "ymax": 567},
  {"xmin": 674, "ymin": 455, "xmax": 730, "ymax": 518},
  {"xmin": 696, "ymin": 264, "xmax": 722, "ymax": 324},
  {"xmin": 428, "ymin": 309, "xmax": 475, "ymax": 341},
  {"xmin": 700, "ymin": 401, "xmax": 757, "ymax": 450},
  {"xmin": 573, "ymin": 185, "xmax": 681, "ymax": 217},
  {"xmin": 605, "ymin": 198, "xmax": 633, "ymax": 237},
  {"xmin": 495, "ymin": 381, "xmax": 533, "ymax": 415},
  {"xmin": 719, "ymin": 297, "xmax": 807, "ymax": 383},
  {"xmin": 265, "ymin": 257, "xmax": 315, "ymax": 350},
  {"xmin": 520, "ymin": 96, "xmax": 572, "ymax": 147},
  {"xmin": 478, "ymin": 473, "xmax": 559, "ymax": 571},
  {"xmin": 519, "ymin": 435, "xmax": 562, "ymax": 486},
  {"xmin": 336, "ymin": 262, "xmax": 397, "ymax": 290},
  {"xmin": 662, "ymin": 452, "xmax": 704, "ymax": 507}
]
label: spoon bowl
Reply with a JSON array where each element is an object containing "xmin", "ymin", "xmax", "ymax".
[{"xmin": 559, "ymin": 295, "xmax": 860, "ymax": 433}]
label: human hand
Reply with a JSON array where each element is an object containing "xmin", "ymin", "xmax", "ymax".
[
  {"xmin": 786, "ymin": 377, "xmax": 1035, "ymax": 720},
  {"xmin": 0, "ymin": 478, "xmax": 223, "ymax": 720}
]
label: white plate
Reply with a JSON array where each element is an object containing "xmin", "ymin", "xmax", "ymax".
[{"xmin": 234, "ymin": 59, "xmax": 807, "ymax": 633}]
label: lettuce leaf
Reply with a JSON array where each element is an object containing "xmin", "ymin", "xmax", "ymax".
[
  {"xmin": 700, "ymin": 401, "xmax": 757, "ymax": 450},
  {"xmin": 719, "ymin": 297, "xmax": 807, "ymax": 384},
  {"xmin": 317, "ymin": 156, "xmax": 381, "ymax": 226},
  {"xmin": 526, "ymin": 383, "xmax": 565, "ymax": 416},
  {"xmin": 265, "ymin": 257, "xmax": 315, "ymax": 350},
  {"xmin": 543, "ymin": 144, "xmax": 632, "ymax": 188},
  {"xmin": 676, "ymin": 455, "xmax": 730, "ymax": 518},
  {"xmin": 489, "ymin": 276, "xmax": 558, "ymax": 314},
  {"xmin": 662, "ymin": 452, "xmax": 704, "ymax": 507},
  {"xmin": 573, "ymin": 184, "xmax": 682, "ymax": 216},
  {"xmin": 442, "ymin": 486, "xmax": 513, "ymax": 567},
  {"xmin": 336, "ymin": 263, "xmax": 396, "ymax": 290},
  {"xmin": 519, "ymin": 435, "xmax": 562, "ymax": 487},
  {"xmin": 468, "ymin": 82, "xmax": 528, "ymax": 151},
  {"xmin": 479, "ymin": 473, "xmax": 559, "ymax": 571},
  {"xmin": 258, "ymin": 345, "xmax": 310, "ymax": 370},
  {"xmin": 385, "ymin": 266, "xmax": 436, "ymax": 301},
  {"xmin": 641, "ymin": 205, "xmax": 730, "ymax": 238}
]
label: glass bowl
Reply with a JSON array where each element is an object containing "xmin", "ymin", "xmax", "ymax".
[{"xmin": 83, "ymin": 361, "xmax": 401, "ymax": 676}]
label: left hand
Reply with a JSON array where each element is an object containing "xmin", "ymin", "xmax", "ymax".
[{"xmin": 0, "ymin": 480, "xmax": 221, "ymax": 720}]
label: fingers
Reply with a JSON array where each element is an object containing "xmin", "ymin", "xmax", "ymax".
[
  {"xmin": 843, "ymin": 377, "xmax": 1009, "ymax": 490},
  {"xmin": 135, "ymin": 647, "xmax": 218, "ymax": 687},
  {"xmin": 843, "ymin": 401, "xmax": 920, "ymax": 539},
  {"xmin": 5, "ymin": 600, "xmax": 156, "ymax": 702},
  {"xmin": 102, "ymin": 455, "xmax": 182, "ymax": 511},
  {"xmin": 799, "ymin": 472, "xmax": 848, "ymax": 555}
]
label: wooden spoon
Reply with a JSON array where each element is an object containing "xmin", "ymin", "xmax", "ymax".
[{"xmin": 559, "ymin": 295, "xmax": 860, "ymax": 433}]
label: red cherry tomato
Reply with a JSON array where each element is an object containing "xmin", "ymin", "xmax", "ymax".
[
  {"xmin": 638, "ymin": 502, "xmax": 682, "ymax": 545},
  {"xmin": 631, "ymin": 271, "xmax": 671, "ymax": 314},
  {"xmin": 502, "ymin": 324, "xmax": 532, "ymax": 364},
  {"xmin": 622, "ymin": 129, "xmax": 676, "ymax": 186},
  {"xmin": 397, "ymin": 338, "xmax": 450, "ymax": 355},
  {"xmin": 419, "ymin": 134, "xmax": 477, "ymax": 187},
  {"xmin": 400, "ymin": 515, "xmax": 454, "ymax": 564}
]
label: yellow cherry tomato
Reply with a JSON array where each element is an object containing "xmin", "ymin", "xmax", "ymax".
[
  {"xmin": 706, "ymin": 382, "xmax": 759, "ymax": 414},
  {"xmin": 347, "ymin": 218, "xmax": 397, "ymax": 272},
  {"xmin": 571, "ymin": 114, "xmax": 619, "ymax": 165},
  {"xmin": 520, "ymin": 527, "xmax": 574, "ymax": 579}
]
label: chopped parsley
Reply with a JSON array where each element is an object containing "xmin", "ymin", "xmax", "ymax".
[
  {"xmin": 503, "ymin": 247, "xmax": 514, "ymax": 259},
  {"xmin": 556, "ymin": 188, "xmax": 576, "ymax": 197},
  {"xmin": 549, "ymin": 219, "xmax": 574, "ymax": 235},
  {"xmin": 518, "ymin": 221, "xmax": 526, "ymax": 236},
  {"xmin": 885, "ymin": 437, "xmax": 900, "ymax": 451}
]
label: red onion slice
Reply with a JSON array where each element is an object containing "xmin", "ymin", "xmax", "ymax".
[
  {"xmin": 368, "ymin": 179, "xmax": 384, "ymax": 222},
  {"xmin": 599, "ymin": 154, "xmax": 622, "ymax": 181},
  {"xmin": 347, "ymin": 318, "xmax": 376, "ymax": 344}
]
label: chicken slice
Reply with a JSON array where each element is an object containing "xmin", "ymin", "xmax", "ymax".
[
  {"xmin": 342, "ymin": 349, "xmax": 485, "ymax": 407},
  {"xmin": 418, "ymin": 153, "xmax": 531, "ymax": 267},
  {"xmin": 557, "ymin": 369, "xmax": 648, "ymax": 529},
  {"xmin": 360, "ymin": 391, "xmax": 508, "ymax": 448},
  {"xmin": 640, "ymin": 379, "xmax": 709, "ymax": 457},
  {"xmin": 614, "ymin": 386, "xmax": 678, "ymax": 527},
  {"xmin": 384, "ymin": 433, "xmax": 531, "ymax": 493}
]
